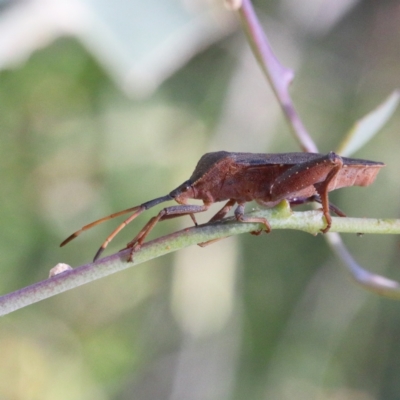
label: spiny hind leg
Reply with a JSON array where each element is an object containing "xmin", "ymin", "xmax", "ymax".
[
  {"xmin": 290, "ymin": 195, "xmax": 347, "ymax": 217},
  {"xmin": 270, "ymin": 152, "xmax": 343, "ymax": 233}
]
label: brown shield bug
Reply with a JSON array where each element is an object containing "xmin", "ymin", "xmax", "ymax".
[{"xmin": 60, "ymin": 151, "xmax": 384, "ymax": 261}]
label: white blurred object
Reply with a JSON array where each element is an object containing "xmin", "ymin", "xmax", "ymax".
[
  {"xmin": 171, "ymin": 238, "xmax": 237, "ymax": 338},
  {"xmin": 0, "ymin": 0, "xmax": 236, "ymax": 96},
  {"xmin": 49, "ymin": 263, "xmax": 73, "ymax": 277},
  {"xmin": 0, "ymin": 0, "xmax": 87, "ymax": 66}
]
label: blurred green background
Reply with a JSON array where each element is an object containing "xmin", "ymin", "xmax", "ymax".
[{"xmin": 0, "ymin": 0, "xmax": 400, "ymax": 399}]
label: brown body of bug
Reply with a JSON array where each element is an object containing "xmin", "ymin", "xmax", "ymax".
[{"xmin": 61, "ymin": 151, "xmax": 384, "ymax": 261}]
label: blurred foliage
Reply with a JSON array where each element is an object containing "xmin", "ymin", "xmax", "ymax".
[{"xmin": 0, "ymin": 1, "xmax": 400, "ymax": 399}]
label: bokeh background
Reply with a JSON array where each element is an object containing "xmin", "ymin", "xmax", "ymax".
[{"xmin": 0, "ymin": 0, "xmax": 400, "ymax": 399}]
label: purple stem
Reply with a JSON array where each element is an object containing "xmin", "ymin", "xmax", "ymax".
[{"xmin": 237, "ymin": 0, "xmax": 318, "ymax": 153}]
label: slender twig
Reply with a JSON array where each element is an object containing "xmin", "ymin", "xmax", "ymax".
[
  {"xmin": 236, "ymin": 0, "xmax": 317, "ymax": 152},
  {"xmin": 325, "ymin": 233, "xmax": 400, "ymax": 300},
  {"xmin": 2, "ymin": 202, "xmax": 400, "ymax": 315}
]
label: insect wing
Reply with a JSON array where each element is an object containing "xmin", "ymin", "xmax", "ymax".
[{"xmin": 229, "ymin": 152, "xmax": 323, "ymax": 166}]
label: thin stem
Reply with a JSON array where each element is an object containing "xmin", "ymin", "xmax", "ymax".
[
  {"xmin": 326, "ymin": 232, "xmax": 400, "ymax": 300},
  {"xmin": 1, "ymin": 202, "xmax": 400, "ymax": 315},
  {"xmin": 236, "ymin": 0, "xmax": 318, "ymax": 152}
]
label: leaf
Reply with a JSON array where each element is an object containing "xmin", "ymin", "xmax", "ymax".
[{"xmin": 337, "ymin": 90, "xmax": 400, "ymax": 156}]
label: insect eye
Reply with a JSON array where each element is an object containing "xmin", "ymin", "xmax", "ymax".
[{"xmin": 170, "ymin": 180, "xmax": 192, "ymax": 198}]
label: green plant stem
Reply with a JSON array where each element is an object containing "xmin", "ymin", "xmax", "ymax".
[{"xmin": 1, "ymin": 201, "xmax": 400, "ymax": 315}]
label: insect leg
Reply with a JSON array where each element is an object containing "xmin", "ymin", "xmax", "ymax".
[
  {"xmin": 122, "ymin": 203, "xmax": 211, "ymax": 261},
  {"xmin": 310, "ymin": 195, "xmax": 346, "ymax": 217},
  {"xmin": 326, "ymin": 201, "xmax": 346, "ymax": 218},
  {"xmin": 83, "ymin": 195, "xmax": 173, "ymax": 261},
  {"xmin": 270, "ymin": 152, "xmax": 343, "ymax": 232},
  {"xmin": 290, "ymin": 195, "xmax": 347, "ymax": 217},
  {"xmin": 234, "ymin": 202, "xmax": 271, "ymax": 233},
  {"xmin": 209, "ymin": 199, "xmax": 237, "ymax": 222},
  {"xmin": 197, "ymin": 199, "xmax": 237, "ymax": 247},
  {"xmin": 199, "ymin": 199, "xmax": 270, "ymax": 248},
  {"xmin": 314, "ymin": 157, "xmax": 343, "ymax": 232}
]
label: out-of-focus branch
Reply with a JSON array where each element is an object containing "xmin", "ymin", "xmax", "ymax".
[
  {"xmin": 235, "ymin": 0, "xmax": 318, "ymax": 152},
  {"xmin": 325, "ymin": 233, "xmax": 400, "ymax": 300}
]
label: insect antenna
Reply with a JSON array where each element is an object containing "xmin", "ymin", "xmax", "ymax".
[
  {"xmin": 93, "ymin": 194, "xmax": 174, "ymax": 260},
  {"xmin": 60, "ymin": 194, "xmax": 173, "ymax": 252},
  {"xmin": 60, "ymin": 206, "xmax": 143, "ymax": 247}
]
